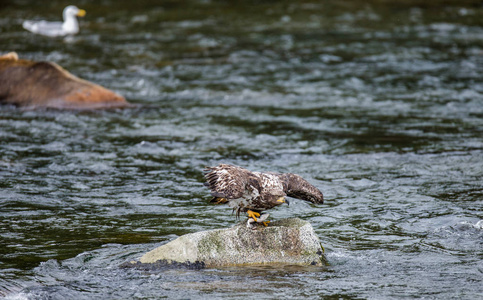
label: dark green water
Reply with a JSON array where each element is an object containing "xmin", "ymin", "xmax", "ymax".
[{"xmin": 1, "ymin": 0, "xmax": 482, "ymax": 298}]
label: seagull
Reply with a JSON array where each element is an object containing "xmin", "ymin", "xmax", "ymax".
[
  {"xmin": 22, "ymin": 5, "xmax": 86, "ymax": 37},
  {"xmin": 204, "ymin": 164, "xmax": 324, "ymax": 228}
]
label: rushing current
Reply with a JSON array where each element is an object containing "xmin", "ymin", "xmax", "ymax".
[{"xmin": 1, "ymin": 0, "xmax": 482, "ymax": 299}]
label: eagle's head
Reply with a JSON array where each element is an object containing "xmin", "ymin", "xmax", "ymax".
[
  {"xmin": 282, "ymin": 173, "xmax": 324, "ymax": 204},
  {"xmin": 266, "ymin": 193, "xmax": 289, "ymax": 207}
]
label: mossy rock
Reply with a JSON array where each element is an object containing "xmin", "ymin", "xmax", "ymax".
[{"xmin": 138, "ymin": 218, "xmax": 326, "ymax": 267}]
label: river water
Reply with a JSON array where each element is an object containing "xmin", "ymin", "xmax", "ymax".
[{"xmin": 1, "ymin": 0, "xmax": 482, "ymax": 299}]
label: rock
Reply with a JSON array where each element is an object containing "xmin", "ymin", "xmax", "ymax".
[
  {"xmin": 138, "ymin": 218, "xmax": 326, "ymax": 267},
  {"xmin": 0, "ymin": 52, "xmax": 131, "ymax": 109}
]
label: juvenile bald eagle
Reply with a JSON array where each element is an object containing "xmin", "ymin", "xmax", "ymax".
[{"xmin": 203, "ymin": 164, "xmax": 324, "ymax": 227}]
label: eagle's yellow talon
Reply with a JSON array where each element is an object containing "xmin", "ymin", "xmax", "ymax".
[
  {"xmin": 215, "ymin": 197, "xmax": 227, "ymax": 204},
  {"xmin": 247, "ymin": 210, "xmax": 260, "ymax": 221},
  {"xmin": 262, "ymin": 221, "xmax": 270, "ymax": 227}
]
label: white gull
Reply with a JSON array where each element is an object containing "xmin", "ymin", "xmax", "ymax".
[{"xmin": 23, "ymin": 5, "xmax": 86, "ymax": 37}]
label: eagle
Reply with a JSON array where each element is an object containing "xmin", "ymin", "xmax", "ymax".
[{"xmin": 203, "ymin": 164, "xmax": 324, "ymax": 228}]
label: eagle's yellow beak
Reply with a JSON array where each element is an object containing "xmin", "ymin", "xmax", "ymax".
[
  {"xmin": 276, "ymin": 197, "xmax": 286, "ymax": 203},
  {"xmin": 77, "ymin": 9, "xmax": 86, "ymax": 17}
]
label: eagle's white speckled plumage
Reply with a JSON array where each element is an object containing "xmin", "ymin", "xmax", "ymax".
[{"xmin": 203, "ymin": 164, "xmax": 324, "ymax": 220}]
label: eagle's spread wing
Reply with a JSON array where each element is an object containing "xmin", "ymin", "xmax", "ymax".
[
  {"xmin": 204, "ymin": 164, "xmax": 254, "ymax": 199},
  {"xmin": 276, "ymin": 173, "xmax": 324, "ymax": 204}
]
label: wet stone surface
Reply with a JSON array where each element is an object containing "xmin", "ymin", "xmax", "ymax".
[{"xmin": 138, "ymin": 218, "xmax": 326, "ymax": 267}]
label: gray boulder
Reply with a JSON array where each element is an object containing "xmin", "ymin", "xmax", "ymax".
[{"xmin": 138, "ymin": 218, "xmax": 326, "ymax": 267}]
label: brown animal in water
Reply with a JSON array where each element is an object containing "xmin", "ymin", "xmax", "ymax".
[{"xmin": 0, "ymin": 52, "xmax": 130, "ymax": 109}]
